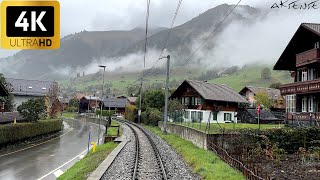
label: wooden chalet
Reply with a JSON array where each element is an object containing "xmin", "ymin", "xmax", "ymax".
[
  {"xmin": 274, "ymin": 23, "xmax": 320, "ymax": 124},
  {"xmin": 170, "ymin": 80, "xmax": 248, "ymax": 123}
]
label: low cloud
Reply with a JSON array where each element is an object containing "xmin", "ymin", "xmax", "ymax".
[{"xmin": 188, "ymin": 8, "xmax": 319, "ymax": 70}]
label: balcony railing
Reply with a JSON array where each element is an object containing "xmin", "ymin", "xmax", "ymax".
[
  {"xmin": 280, "ymin": 78, "xmax": 320, "ymax": 95},
  {"xmin": 286, "ymin": 112, "xmax": 320, "ymax": 121},
  {"xmin": 296, "ymin": 48, "xmax": 320, "ymax": 67}
]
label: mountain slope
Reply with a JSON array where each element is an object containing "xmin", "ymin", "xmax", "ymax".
[{"xmin": 0, "ymin": 4, "xmax": 261, "ymax": 80}]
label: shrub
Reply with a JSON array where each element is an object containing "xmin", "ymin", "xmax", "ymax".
[
  {"xmin": 96, "ymin": 110, "xmax": 116, "ymax": 117},
  {"xmin": 125, "ymin": 105, "xmax": 137, "ymax": 122},
  {"xmin": 0, "ymin": 119, "xmax": 63, "ymax": 146},
  {"xmin": 144, "ymin": 108, "xmax": 162, "ymax": 126},
  {"xmin": 17, "ymin": 97, "xmax": 47, "ymax": 122},
  {"xmin": 67, "ymin": 106, "xmax": 78, "ymax": 112},
  {"xmin": 141, "ymin": 111, "xmax": 147, "ymax": 124}
]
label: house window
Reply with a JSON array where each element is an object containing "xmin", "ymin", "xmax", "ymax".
[
  {"xmin": 309, "ymin": 96, "xmax": 314, "ymax": 112},
  {"xmin": 285, "ymin": 95, "xmax": 296, "ymax": 113},
  {"xmin": 191, "ymin": 97, "xmax": 195, "ymax": 105},
  {"xmin": 302, "ymin": 96, "xmax": 307, "ymax": 112},
  {"xmin": 198, "ymin": 112, "xmax": 203, "ymax": 122},
  {"xmin": 308, "ymin": 69, "xmax": 314, "ymax": 81},
  {"xmin": 191, "ymin": 111, "xmax": 197, "ymax": 122},
  {"xmin": 184, "ymin": 97, "xmax": 189, "ymax": 105},
  {"xmin": 302, "ymin": 70, "xmax": 308, "ymax": 81},
  {"xmin": 224, "ymin": 113, "xmax": 232, "ymax": 121},
  {"xmin": 184, "ymin": 111, "xmax": 190, "ymax": 120},
  {"xmin": 212, "ymin": 112, "xmax": 217, "ymax": 120}
]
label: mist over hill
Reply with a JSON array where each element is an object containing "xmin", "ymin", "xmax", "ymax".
[{"xmin": 0, "ymin": 3, "xmax": 317, "ymax": 80}]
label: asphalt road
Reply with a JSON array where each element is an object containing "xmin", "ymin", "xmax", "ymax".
[{"xmin": 0, "ymin": 118, "xmax": 105, "ymax": 180}]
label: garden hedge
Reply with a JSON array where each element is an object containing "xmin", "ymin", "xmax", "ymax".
[
  {"xmin": 0, "ymin": 119, "xmax": 63, "ymax": 145},
  {"xmin": 95, "ymin": 110, "xmax": 116, "ymax": 117}
]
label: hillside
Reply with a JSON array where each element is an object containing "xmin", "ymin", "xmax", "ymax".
[
  {"xmin": 0, "ymin": 4, "xmax": 261, "ymax": 80},
  {"xmin": 60, "ymin": 64, "xmax": 292, "ymax": 96},
  {"xmin": 209, "ymin": 65, "xmax": 292, "ymax": 91}
]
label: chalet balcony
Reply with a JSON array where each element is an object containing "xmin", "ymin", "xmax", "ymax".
[
  {"xmin": 286, "ymin": 112, "xmax": 320, "ymax": 121},
  {"xmin": 280, "ymin": 79, "xmax": 320, "ymax": 95},
  {"xmin": 296, "ymin": 48, "xmax": 320, "ymax": 67}
]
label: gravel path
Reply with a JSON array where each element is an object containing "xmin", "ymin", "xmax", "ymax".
[
  {"xmin": 102, "ymin": 122, "xmax": 199, "ymax": 180},
  {"xmin": 102, "ymin": 125, "xmax": 135, "ymax": 180},
  {"xmin": 140, "ymin": 124, "xmax": 200, "ymax": 180}
]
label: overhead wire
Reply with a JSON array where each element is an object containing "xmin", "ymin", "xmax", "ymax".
[
  {"xmin": 170, "ymin": 0, "xmax": 243, "ymax": 78},
  {"xmin": 136, "ymin": 0, "xmax": 183, "ymax": 82}
]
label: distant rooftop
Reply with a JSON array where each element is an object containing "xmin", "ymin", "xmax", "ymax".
[
  {"xmin": 239, "ymin": 86, "xmax": 281, "ymax": 100},
  {"xmin": 5, "ymin": 78, "xmax": 55, "ymax": 97}
]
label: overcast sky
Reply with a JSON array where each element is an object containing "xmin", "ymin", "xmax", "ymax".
[
  {"xmin": 0, "ymin": 0, "xmax": 318, "ymax": 59},
  {"xmin": 0, "ymin": 0, "xmax": 262, "ymax": 58}
]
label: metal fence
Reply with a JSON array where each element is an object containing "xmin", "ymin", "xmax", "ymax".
[{"xmin": 208, "ymin": 141, "xmax": 269, "ymax": 180}]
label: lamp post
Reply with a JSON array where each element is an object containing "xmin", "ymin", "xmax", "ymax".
[{"xmin": 98, "ymin": 65, "xmax": 106, "ymax": 145}]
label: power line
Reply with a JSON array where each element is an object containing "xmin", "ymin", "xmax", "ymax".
[
  {"xmin": 137, "ymin": 0, "xmax": 183, "ymax": 80},
  {"xmin": 170, "ymin": 0, "xmax": 242, "ymax": 77},
  {"xmin": 138, "ymin": 0, "xmax": 151, "ymax": 123}
]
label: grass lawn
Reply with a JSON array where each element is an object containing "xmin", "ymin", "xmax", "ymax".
[
  {"xmin": 57, "ymin": 142, "xmax": 118, "ymax": 180},
  {"xmin": 173, "ymin": 122, "xmax": 284, "ymax": 134},
  {"xmin": 144, "ymin": 125, "xmax": 245, "ymax": 180},
  {"xmin": 106, "ymin": 120, "xmax": 122, "ymax": 136},
  {"xmin": 61, "ymin": 112, "xmax": 77, "ymax": 118}
]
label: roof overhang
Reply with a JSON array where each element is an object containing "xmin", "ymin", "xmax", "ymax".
[{"xmin": 274, "ymin": 23, "xmax": 320, "ymax": 71}]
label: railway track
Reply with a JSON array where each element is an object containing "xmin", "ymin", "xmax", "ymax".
[
  {"xmin": 121, "ymin": 120, "xmax": 168, "ymax": 180},
  {"xmin": 103, "ymin": 120, "xmax": 199, "ymax": 180}
]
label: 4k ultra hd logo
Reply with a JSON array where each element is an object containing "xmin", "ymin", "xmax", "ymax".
[{"xmin": 1, "ymin": 0, "xmax": 60, "ymax": 49}]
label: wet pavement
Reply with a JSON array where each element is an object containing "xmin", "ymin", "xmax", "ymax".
[{"xmin": 0, "ymin": 118, "xmax": 105, "ymax": 180}]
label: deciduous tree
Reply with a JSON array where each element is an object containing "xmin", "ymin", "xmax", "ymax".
[
  {"xmin": 46, "ymin": 82, "xmax": 61, "ymax": 118},
  {"xmin": 255, "ymin": 91, "xmax": 273, "ymax": 109},
  {"xmin": 261, "ymin": 68, "xmax": 272, "ymax": 80}
]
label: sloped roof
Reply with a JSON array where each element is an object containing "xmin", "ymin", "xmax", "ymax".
[
  {"xmin": 59, "ymin": 97, "xmax": 70, "ymax": 104},
  {"xmin": 127, "ymin": 97, "xmax": 137, "ymax": 103},
  {"xmin": 173, "ymin": 80, "xmax": 248, "ymax": 103},
  {"xmin": 5, "ymin": 78, "xmax": 55, "ymax": 96},
  {"xmin": 247, "ymin": 109, "xmax": 278, "ymax": 121},
  {"xmin": 239, "ymin": 86, "xmax": 281, "ymax": 100},
  {"xmin": 83, "ymin": 96, "xmax": 100, "ymax": 101},
  {"xmin": 102, "ymin": 98, "xmax": 128, "ymax": 108},
  {"xmin": 274, "ymin": 23, "xmax": 320, "ymax": 70},
  {"xmin": 303, "ymin": 23, "xmax": 320, "ymax": 35}
]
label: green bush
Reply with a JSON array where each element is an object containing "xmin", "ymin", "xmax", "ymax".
[
  {"xmin": 141, "ymin": 111, "xmax": 147, "ymax": 124},
  {"xmin": 142, "ymin": 108, "xmax": 162, "ymax": 126},
  {"xmin": 96, "ymin": 110, "xmax": 115, "ymax": 117},
  {"xmin": 17, "ymin": 97, "xmax": 47, "ymax": 122},
  {"xmin": 0, "ymin": 119, "xmax": 63, "ymax": 146},
  {"xmin": 240, "ymin": 127, "xmax": 320, "ymax": 152},
  {"xmin": 125, "ymin": 105, "xmax": 137, "ymax": 122},
  {"xmin": 148, "ymin": 109, "xmax": 162, "ymax": 126},
  {"xmin": 66, "ymin": 106, "xmax": 78, "ymax": 112}
]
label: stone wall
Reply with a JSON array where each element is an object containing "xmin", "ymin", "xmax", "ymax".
[{"xmin": 158, "ymin": 121, "xmax": 208, "ymax": 149}]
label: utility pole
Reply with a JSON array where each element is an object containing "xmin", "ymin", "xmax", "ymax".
[
  {"xmin": 98, "ymin": 65, "xmax": 106, "ymax": 145},
  {"xmin": 160, "ymin": 55, "xmax": 170, "ymax": 134},
  {"xmin": 138, "ymin": 77, "xmax": 143, "ymax": 124}
]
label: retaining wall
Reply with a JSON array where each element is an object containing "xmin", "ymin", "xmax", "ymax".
[{"xmin": 158, "ymin": 121, "xmax": 208, "ymax": 149}]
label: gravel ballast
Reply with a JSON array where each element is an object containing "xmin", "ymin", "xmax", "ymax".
[{"xmin": 102, "ymin": 122, "xmax": 199, "ymax": 180}]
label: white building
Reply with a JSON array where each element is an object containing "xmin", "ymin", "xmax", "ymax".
[{"xmin": 169, "ymin": 80, "xmax": 248, "ymax": 123}]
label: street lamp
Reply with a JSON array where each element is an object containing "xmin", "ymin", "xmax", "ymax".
[{"xmin": 98, "ymin": 65, "xmax": 106, "ymax": 145}]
